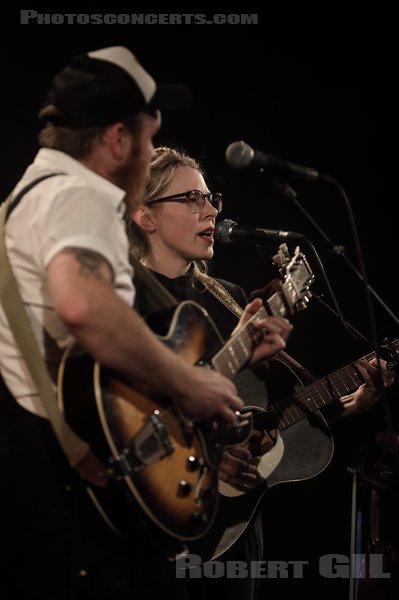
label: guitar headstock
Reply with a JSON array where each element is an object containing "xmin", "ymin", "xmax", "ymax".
[{"xmin": 269, "ymin": 243, "xmax": 315, "ymax": 316}]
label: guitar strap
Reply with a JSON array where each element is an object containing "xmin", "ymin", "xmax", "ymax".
[
  {"xmin": 130, "ymin": 254, "xmax": 178, "ymax": 311},
  {"xmin": 0, "ymin": 174, "xmax": 91, "ymax": 469},
  {"xmin": 195, "ymin": 270, "xmax": 244, "ymax": 318}
]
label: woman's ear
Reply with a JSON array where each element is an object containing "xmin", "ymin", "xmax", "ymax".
[{"xmin": 132, "ymin": 206, "xmax": 156, "ymax": 233}]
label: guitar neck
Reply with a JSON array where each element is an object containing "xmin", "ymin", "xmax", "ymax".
[
  {"xmin": 210, "ymin": 281, "xmax": 303, "ymax": 379},
  {"xmin": 210, "ymin": 248, "xmax": 314, "ymax": 379},
  {"xmin": 211, "ymin": 305, "xmax": 268, "ymax": 378},
  {"xmin": 261, "ymin": 340, "xmax": 399, "ymax": 431}
]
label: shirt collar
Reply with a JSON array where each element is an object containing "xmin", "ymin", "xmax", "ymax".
[{"xmin": 33, "ymin": 148, "xmax": 126, "ymax": 216}]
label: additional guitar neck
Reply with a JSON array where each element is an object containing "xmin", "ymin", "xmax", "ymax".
[{"xmin": 260, "ymin": 339, "xmax": 399, "ymax": 431}]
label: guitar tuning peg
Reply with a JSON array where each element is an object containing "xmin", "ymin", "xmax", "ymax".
[
  {"xmin": 295, "ymin": 300, "xmax": 308, "ymax": 311},
  {"xmin": 272, "ymin": 245, "xmax": 286, "ymax": 268}
]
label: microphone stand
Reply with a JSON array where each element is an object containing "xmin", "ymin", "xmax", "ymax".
[
  {"xmin": 256, "ymin": 237, "xmax": 370, "ymax": 345},
  {"xmin": 275, "ymin": 180, "xmax": 399, "ymax": 328},
  {"xmin": 273, "ymin": 178, "xmax": 399, "ymax": 600}
]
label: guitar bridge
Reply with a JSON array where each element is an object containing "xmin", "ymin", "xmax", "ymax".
[{"xmin": 129, "ymin": 409, "xmax": 175, "ymax": 467}]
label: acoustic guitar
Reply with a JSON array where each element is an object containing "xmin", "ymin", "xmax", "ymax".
[{"xmin": 189, "ymin": 339, "xmax": 399, "ymax": 562}]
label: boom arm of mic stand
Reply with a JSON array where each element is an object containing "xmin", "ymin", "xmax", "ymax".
[
  {"xmin": 291, "ymin": 238, "xmax": 370, "ymax": 344},
  {"xmin": 275, "ymin": 180, "xmax": 399, "ymax": 328}
]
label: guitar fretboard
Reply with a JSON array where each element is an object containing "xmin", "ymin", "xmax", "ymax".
[
  {"xmin": 211, "ymin": 269, "xmax": 312, "ymax": 379},
  {"xmin": 261, "ymin": 340, "xmax": 399, "ymax": 431},
  {"xmin": 211, "ymin": 306, "xmax": 268, "ymax": 378}
]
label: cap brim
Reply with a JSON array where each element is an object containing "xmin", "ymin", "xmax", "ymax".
[{"xmin": 149, "ymin": 83, "xmax": 192, "ymax": 110}]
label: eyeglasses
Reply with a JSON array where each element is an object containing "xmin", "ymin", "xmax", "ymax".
[{"xmin": 146, "ymin": 190, "xmax": 223, "ymax": 214}]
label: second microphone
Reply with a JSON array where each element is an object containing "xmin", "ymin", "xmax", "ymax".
[{"xmin": 215, "ymin": 219, "xmax": 305, "ymax": 243}]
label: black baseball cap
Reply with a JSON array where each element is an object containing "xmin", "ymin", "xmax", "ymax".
[{"xmin": 41, "ymin": 46, "xmax": 192, "ymax": 128}]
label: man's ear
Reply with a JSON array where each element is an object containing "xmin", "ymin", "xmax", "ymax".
[
  {"xmin": 132, "ymin": 206, "xmax": 156, "ymax": 233},
  {"xmin": 105, "ymin": 122, "xmax": 129, "ymax": 161}
]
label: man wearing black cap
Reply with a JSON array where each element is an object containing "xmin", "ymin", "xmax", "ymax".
[{"xmin": 0, "ymin": 46, "xmax": 290, "ymax": 599}]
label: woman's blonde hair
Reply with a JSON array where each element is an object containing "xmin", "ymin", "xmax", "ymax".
[{"xmin": 144, "ymin": 146, "xmax": 203, "ymax": 203}]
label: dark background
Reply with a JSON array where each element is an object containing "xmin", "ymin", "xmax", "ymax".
[
  {"xmin": 1, "ymin": 7, "xmax": 398, "ymax": 599},
  {"xmin": 2, "ymin": 7, "xmax": 397, "ymax": 371}
]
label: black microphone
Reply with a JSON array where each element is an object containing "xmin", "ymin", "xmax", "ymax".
[
  {"xmin": 225, "ymin": 140, "xmax": 320, "ymax": 181},
  {"xmin": 215, "ymin": 219, "xmax": 305, "ymax": 243}
]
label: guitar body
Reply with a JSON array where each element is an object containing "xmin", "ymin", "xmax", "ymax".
[
  {"xmin": 193, "ymin": 338, "xmax": 399, "ymax": 562},
  {"xmin": 58, "ymin": 301, "xmax": 230, "ymax": 547},
  {"xmin": 188, "ymin": 355, "xmax": 334, "ymax": 562},
  {"xmin": 189, "ymin": 404, "xmax": 333, "ymax": 561}
]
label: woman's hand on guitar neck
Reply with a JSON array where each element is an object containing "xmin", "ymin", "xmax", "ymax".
[
  {"xmin": 340, "ymin": 357, "xmax": 396, "ymax": 415},
  {"xmin": 233, "ymin": 298, "xmax": 293, "ymax": 367}
]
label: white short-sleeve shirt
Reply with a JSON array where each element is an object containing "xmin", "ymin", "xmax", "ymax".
[{"xmin": 0, "ymin": 148, "xmax": 134, "ymax": 416}]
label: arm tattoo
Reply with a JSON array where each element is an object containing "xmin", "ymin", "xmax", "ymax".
[{"xmin": 65, "ymin": 248, "xmax": 113, "ymax": 282}]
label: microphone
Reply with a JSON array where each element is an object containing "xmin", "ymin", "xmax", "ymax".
[
  {"xmin": 225, "ymin": 140, "xmax": 320, "ymax": 181},
  {"xmin": 215, "ymin": 219, "xmax": 305, "ymax": 243}
]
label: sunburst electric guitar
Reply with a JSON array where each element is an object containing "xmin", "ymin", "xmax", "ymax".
[{"xmin": 57, "ymin": 244, "xmax": 314, "ymax": 553}]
